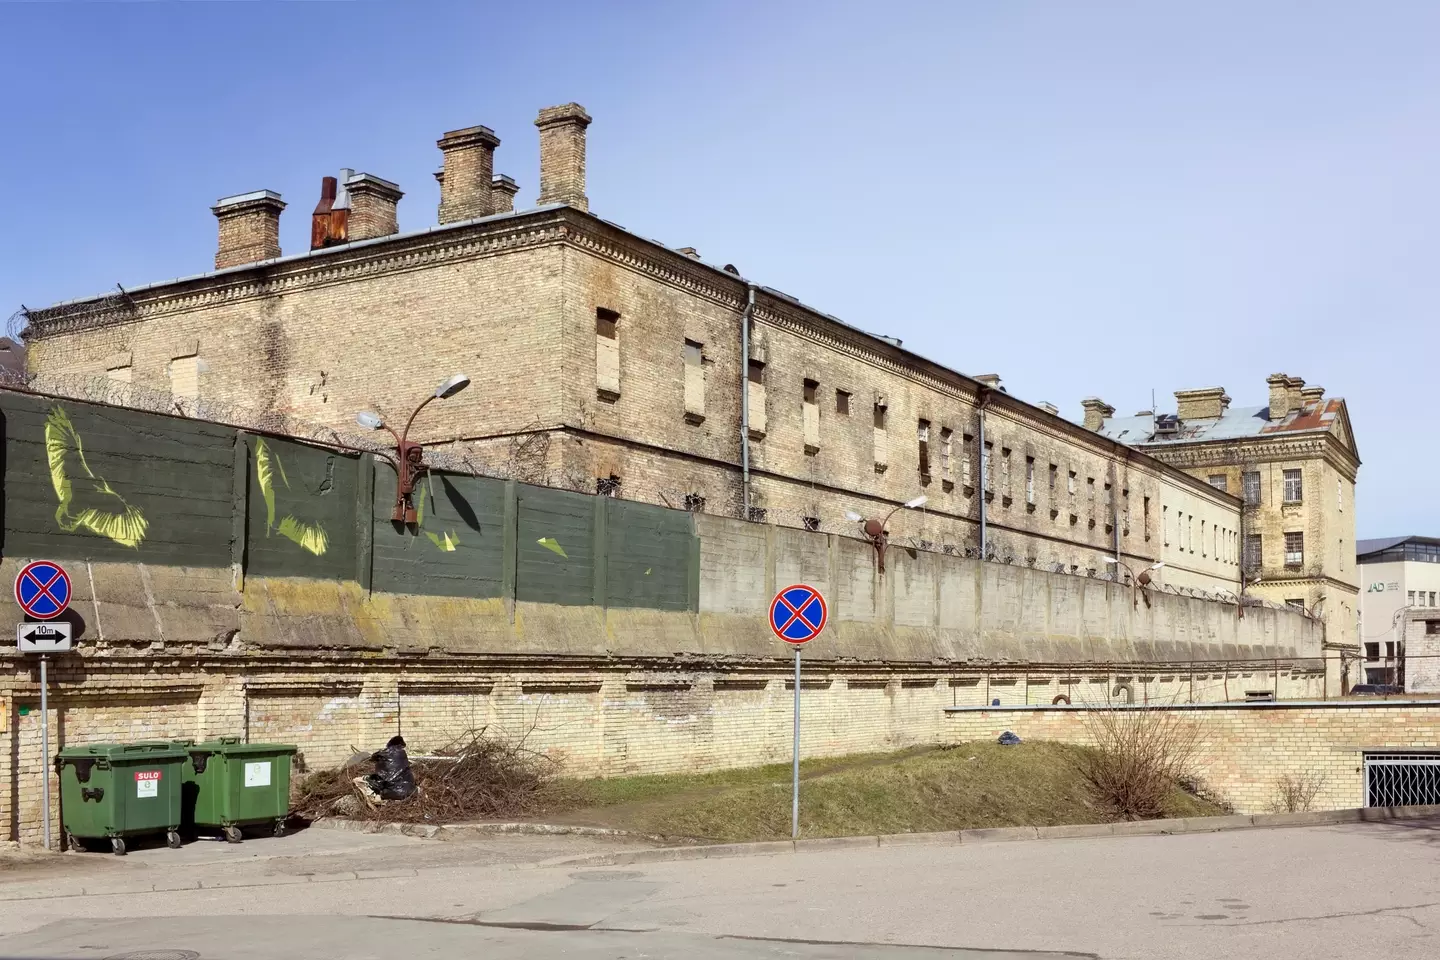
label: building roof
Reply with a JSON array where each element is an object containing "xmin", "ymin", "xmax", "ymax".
[
  {"xmin": 1097, "ymin": 399, "xmax": 1346, "ymax": 446},
  {"xmin": 1358, "ymin": 535, "xmax": 1440, "ymax": 560}
]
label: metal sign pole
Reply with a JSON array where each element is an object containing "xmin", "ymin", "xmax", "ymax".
[
  {"xmin": 40, "ymin": 653, "xmax": 51, "ymax": 851},
  {"xmin": 792, "ymin": 646, "xmax": 801, "ymax": 840}
]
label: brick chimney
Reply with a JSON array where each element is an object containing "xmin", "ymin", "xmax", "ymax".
[
  {"xmin": 1300, "ymin": 384, "xmax": 1325, "ymax": 407},
  {"xmin": 346, "ymin": 173, "xmax": 403, "ymax": 241},
  {"xmin": 1038, "ymin": 401, "xmax": 1059, "ymax": 416},
  {"xmin": 1285, "ymin": 376, "xmax": 1307, "ymax": 414},
  {"xmin": 1081, "ymin": 397, "xmax": 1114, "ymax": 431},
  {"xmin": 489, "ymin": 174, "xmax": 519, "ymax": 214},
  {"xmin": 535, "ymin": 103, "xmax": 592, "ymax": 211},
  {"xmin": 1266, "ymin": 373, "xmax": 1290, "ymax": 421},
  {"xmin": 212, "ymin": 190, "xmax": 285, "ymax": 269},
  {"xmin": 974, "ymin": 373, "xmax": 1002, "ymax": 390},
  {"xmin": 1174, "ymin": 386, "xmax": 1229, "ymax": 420},
  {"xmin": 437, "ymin": 125, "xmax": 500, "ymax": 223}
]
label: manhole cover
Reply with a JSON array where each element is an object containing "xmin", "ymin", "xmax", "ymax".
[
  {"xmin": 103, "ymin": 951, "xmax": 200, "ymax": 960},
  {"xmin": 569, "ymin": 870, "xmax": 644, "ymax": 882}
]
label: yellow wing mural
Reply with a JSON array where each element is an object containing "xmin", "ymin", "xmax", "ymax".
[
  {"xmin": 45, "ymin": 406, "xmax": 149, "ymax": 548},
  {"xmin": 254, "ymin": 437, "xmax": 330, "ymax": 556},
  {"xmin": 415, "ymin": 483, "xmax": 461, "ymax": 552}
]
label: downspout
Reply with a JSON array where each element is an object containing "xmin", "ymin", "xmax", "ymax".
[
  {"xmin": 740, "ymin": 283, "xmax": 755, "ymax": 517},
  {"xmin": 977, "ymin": 386, "xmax": 990, "ymax": 558},
  {"xmin": 1112, "ymin": 454, "xmax": 1123, "ymax": 575}
]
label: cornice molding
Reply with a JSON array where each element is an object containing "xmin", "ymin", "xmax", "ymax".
[
  {"xmin": 1138, "ymin": 433, "xmax": 1359, "ymax": 480},
  {"xmin": 27, "ymin": 212, "xmax": 576, "ymax": 338}
]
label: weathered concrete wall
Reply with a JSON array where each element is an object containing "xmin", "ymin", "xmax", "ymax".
[
  {"xmin": 944, "ymin": 701, "xmax": 1440, "ymax": 815},
  {"xmin": 692, "ymin": 514, "xmax": 1321, "ymax": 664}
]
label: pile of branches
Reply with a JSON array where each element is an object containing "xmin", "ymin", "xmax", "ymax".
[{"xmin": 292, "ymin": 728, "xmax": 558, "ymax": 824}]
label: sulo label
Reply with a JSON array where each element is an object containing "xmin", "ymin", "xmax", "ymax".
[{"xmin": 135, "ymin": 770, "xmax": 161, "ymax": 799}]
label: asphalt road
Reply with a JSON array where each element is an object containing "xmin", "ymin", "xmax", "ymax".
[{"xmin": 3, "ymin": 819, "xmax": 1438, "ymax": 959}]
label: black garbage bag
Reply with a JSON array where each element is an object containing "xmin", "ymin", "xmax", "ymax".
[
  {"xmin": 366, "ymin": 735, "xmax": 417, "ymax": 801},
  {"xmin": 997, "ymin": 731, "xmax": 1022, "ymax": 746}
]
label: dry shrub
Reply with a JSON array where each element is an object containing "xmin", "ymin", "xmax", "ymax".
[
  {"xmin": 292, "ymin": 728, "xmax": 557, "ymax": 824},
  {"xmin": 1076, "ymin": 707, "xmax": 1201, "ymax": 820},
  {"xmin": 1270, "ymin": 772, "xmax": 1326, "ymax": 813}
]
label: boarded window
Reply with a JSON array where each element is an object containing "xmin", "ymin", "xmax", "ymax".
[
  {"xmin": 803, "ymin": 378, "xmax": 820, "ymax": 453},
  {"xmin": 873, "ymin": 403, "xmax": 888, "ymax": 470},
  {"xmin": 683, "ymin": 339, "xmax": 705, "ymax": 423},
  {"xmin": 168, "ymin": 354, "xmax": 200, "ymax": 402},
  {"xmin": 596, "ymin": 308, "xmax": 620, "ymax": 400},
  {"xmin": 836, "ymin": 389, "xmax": 850, "ymax": 414},
  {"xmin": 918, "ymin": 419, "xmax": 931, "ymax": 478},
  {"xmin": 747, "ymin": 360, "xmax": 766, "ymax": 437},
  {"xmin": 1143, "ymin": 496, "xmax": 1151, "ymax": 540}
]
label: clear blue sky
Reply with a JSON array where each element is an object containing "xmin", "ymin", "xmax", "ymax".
[{"xmin": 2, "ymin": 1, "xmax": 1436, "ymax": 539}]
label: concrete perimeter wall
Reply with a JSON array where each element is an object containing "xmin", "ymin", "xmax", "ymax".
[{"xmin": 945, "ymin": 702, "xmax": 1440, "ymax": 814}]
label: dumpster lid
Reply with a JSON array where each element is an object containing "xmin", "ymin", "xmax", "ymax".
[
  {"xmin": 190, "ymin": 739, "xmax": 297, "ymax": 756},
  {"xmin": 56, "ymin": 742, "xmax": 189, "ymax": 761}
]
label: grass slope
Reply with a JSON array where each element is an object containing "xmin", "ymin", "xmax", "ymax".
[{"xmin": 543, "ymin": 741, "xmax": 1223, "ymax": 843}]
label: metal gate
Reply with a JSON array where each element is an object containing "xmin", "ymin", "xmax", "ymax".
[{"xmin": 1364, "ymin": 753, "xmax": 1440, "ymax": 807}]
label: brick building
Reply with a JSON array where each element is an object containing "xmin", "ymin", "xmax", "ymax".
[
  {"xmin": 24, "ymin": 101, "xmax": 1261, "ymax": 592},
  {"xmin": 1093, "ymin": 378, "xmax": 1360, "ymax": 646}
]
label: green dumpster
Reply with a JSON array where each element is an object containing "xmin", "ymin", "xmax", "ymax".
[
  {"xmin": 55, "ymin": 742, "xmax": 188, "ymax": 855},
  {"xmin": 183, "ymin": 738, "xmax": 296, "ymax": 842}
]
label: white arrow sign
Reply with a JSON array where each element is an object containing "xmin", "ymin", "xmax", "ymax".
[{"xmin": 18, "ymin": 621, "xmax": 72, "ymax": 653}]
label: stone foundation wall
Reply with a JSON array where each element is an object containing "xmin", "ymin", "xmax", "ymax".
[
  {"xmin": 3, "ymin": 651, "xmax": 1331, "ymax": 845},
  {"xmin": 944, "ymin": 701, "xmax": 1440, "ymax": 814}
]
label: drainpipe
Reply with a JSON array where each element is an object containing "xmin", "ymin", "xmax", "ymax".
[
  {"xmin": 977, "ymin": 386, "xmax": 990, "ymax": 558},
  {"xmin": 740, "ymin": 283, "xmax": 755, "ymax": 517},
  {"xmin": 1112, "ymin": 455, "xmax": 1123, "ymax": 575}
]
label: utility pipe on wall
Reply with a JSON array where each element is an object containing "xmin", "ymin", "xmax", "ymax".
[
  {"xmin": 977, "ymin": 386, "xmax": 991, "ymax": 559},
  {"xmin": 740, "ymin": 283, "xmax": 756, "ymax": 518}
]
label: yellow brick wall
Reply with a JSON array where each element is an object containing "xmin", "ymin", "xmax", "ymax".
[
  {"xmin": 26, "ymin": 212, "xmax": 1244, "ymax": 595},
  {"xmin": 2, "ymin": 653, "xmax": 1332, "ymax": 845},
  {"xmin": 945, "ymin": 702, "xmax": 1440, "ymax": 814}
]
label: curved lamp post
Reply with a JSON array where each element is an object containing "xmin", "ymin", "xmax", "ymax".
[
  {"xmin": 1103, "ymin": 556, "xmax": 1164, "ymax": 608},
  {"xmin": 357, "ymin": 373, "xmax": 470, "ymax": 524},
  {"xmin": 846, "ymin": 495, "xmax": 927, "ymax": 574}
]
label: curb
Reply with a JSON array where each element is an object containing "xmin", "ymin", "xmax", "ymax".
[
  {"xmin": 532, "ymin": 804, "xmax": 1440, "ymax": 869},
  {"xmin": 309, "ymin": 818, "xmax": 668, "ymax": 843}
]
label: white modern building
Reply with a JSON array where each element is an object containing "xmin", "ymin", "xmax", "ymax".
[{"xmin": 1357, "ymin": 536, "xmax": 1440, "ymax": 686}]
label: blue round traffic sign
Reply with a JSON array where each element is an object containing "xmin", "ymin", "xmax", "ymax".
[
  {"xmin": 769, "ymin": 584, "xmax": 828, "ymax": 645},
  {"xmin": 15, "ymin": 561, "xmax": 72, "ymax": 621}
]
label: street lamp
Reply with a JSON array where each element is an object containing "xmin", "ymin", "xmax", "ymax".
[
  {"xmin": 846, "ymin": 495, "xmax": 927, "ymax": 574},
  {"xmin": 356, "ymin": 373, "xmax": 471, "ymax": 524},
  {"xmin": 1103, "ymin": 557, "xmax": 1165, "ymax": 608}
]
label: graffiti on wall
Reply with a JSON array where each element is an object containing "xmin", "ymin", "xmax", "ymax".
[
  {"xmin": 44, "ymin": 406, "xmax": 149, "ymax": 548},
  {"xmin": 254, "ymin": 437, "xmax": 329, "ymax": 556}
]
